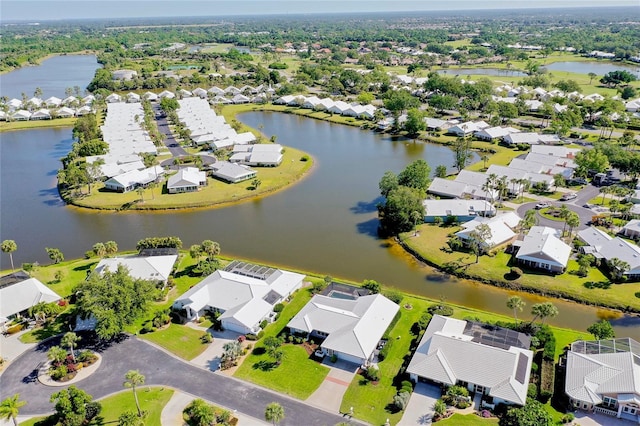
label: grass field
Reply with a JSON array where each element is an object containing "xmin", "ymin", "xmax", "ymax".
[
  {"xmin": 138, "ymin": 322, "xmax": 208, "ymax": 360},
  {"xmin": 400, "ymin": 224, "xmax": 639, "ymax": 312},
  {"xmin": 438, "ymin": 413, "xmax": 499, "ymax": 425},
  {"xmin": 21, "ymin": 387, "xmax": 174, "ymax": 426}
]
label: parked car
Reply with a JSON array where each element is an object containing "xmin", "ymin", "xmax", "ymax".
[
  {"xmin": 560, "ymin": 193, "xmax": 577, "ymax": 201},
  {"xmin": 569, "ymin": 178, "xmax": 588, "ymax": 186},
  {"xmin": 535, "ymin": 202, "xmax": 550, "ymax": 209}
]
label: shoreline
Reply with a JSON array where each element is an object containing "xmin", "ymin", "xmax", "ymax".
[{"xmin": 0, "ymin": 51, "xmax": 96, "ymax": 76}]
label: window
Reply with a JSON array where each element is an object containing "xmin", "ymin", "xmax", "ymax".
[
  {"xmin": 602, "ymin": 397, "xmax": 617, "ymax": 409},
  {"xmin": 623, "ymin": 406, "xmax": 637, "ymax": 415}
]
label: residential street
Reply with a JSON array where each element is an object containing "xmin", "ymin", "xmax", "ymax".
[{"xmin": 0, "ymin": 336, "xmax": 352, "ymax": 425}]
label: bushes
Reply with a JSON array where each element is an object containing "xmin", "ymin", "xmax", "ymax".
[
  {"xmin": 539, "ymin": 359, "xmax": 555, "ymax": 402},
  {"xmin": 365, "ymin": 365, "xmax": 380, "ymax": 382},
  {"xmin": 273, "ymin": 303, "xmax": 284, "ymax": 313},
  {"xmin": 413, "ymin": 312, "xmax": 432, "ymax": 334},
  {"xmin": 427, "ymin": 303, "xmax": 454, "ymax": 316},
  {"xmin": 377, "ymin": 339, "xmax": 393, "ymax": 361},
  {"xmin": 384, "ymin": 290, "xmax": 404, "ymax": 304},
  {"xmin": 201, "ymin": 333, "xmax": 213, "ymax": 344},
  {"xmin": 260, "ymin": 320, "xmax": 268, "ymax": 330},
  {"xmin": 510, "ymin": 267, "xmax": 523, "ymax": 279},
  {"xmin": 152, "ymin": 309, "xmax": 171, "ymax": 328},
  {"xmin": 393, "ymin": 391, "xmax": 411, "ymax": 411}
]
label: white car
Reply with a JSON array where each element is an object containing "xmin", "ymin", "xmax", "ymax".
[{"xmin": 535, "ymin": 202, "xmax": 550, "ymax": 209}]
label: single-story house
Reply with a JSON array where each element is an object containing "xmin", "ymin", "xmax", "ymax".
[
  {"xmin": 423, "ymin": 199, "xmax": 496, "ymax": 223},
  {"xmin": 62, "ymin": 96, "xmax": 79, "ymax": 106},
  {"xmin": 178, "ymin": 89, "xmax": 193, "ymax": 98},
  {"xmin": 530, "ymin": 145, "xmax": 579, "ymax": 159},
  {"xmin": 173, "ymin": 261, "xmax": 304, "ymax": 334},
  {"xmin": 0, "ymin": 272, "xmax": 62, "ymax": 327},
  {"xmin": 112, "ymin": 69, "xmax": 138, "ymax": 80},
  {"xmin": 621, "ymin": 220, "xmax": 640, "ymax": 240},
  {"xmin": 56, "ymin": 107, "xmax": 76, "ymax": 118},
  {"xmin": 455, "ymin": 212, "xmax": 521, "ymax": 249},
  {"xmin": 142, "ymin": 92, "xmax": 158, "ymax": 101},
  {"xmin": 209, "ymin": 161, "xmax": 257, "ymax": 183},
  {"xmin": 503, "ymin": 133, "xmax": 560, "ymax": 146},
  {"xmin": 127, "ymin": 92, "xmax": 141, "ymax": 103},
  {"xmin": 158, "ymin": 90, "xmax": 175, "ymax": 99},
  {"xmin": 628, "ymin": 190, "xmax": 640, "ymax": 204},
  {"xmin": 566, "ymin": 338, "xmax": 640, "ymax": 422},
  {"xmin": 229, "ymin": 144, "xmax": 283, "ymax": 167},
  {"xmin": 76, "ymin": 106, "xmax": 93, "ymax": 116},
  {"xmin": 474, "ymin": 126, "xmax": 520, "ymax": 141},
  {"xmin": 94, "ymin": 253, "xmax": 178, "ymax": 287},
  {"xmin": 192, "ymin": 88, "xmax": 208, "ymax": 99},
  {"xmin": 577, "ymin": 227, "xmax": 612, "ymax": 257},
  {"xmin": 103, "ymin": 165, "xmax": 165, "ymax": 193},
  {"xmin": 514, "ymin": 226, "xmax": 571, "ymax": 273},
  {"xmin": 287, "ymin": 293, "xmax": 399, "ymax": 365},
  {"xmin": 599, "ymin": 237, "xmax": 640, "ymax": 279},
  {"xmin": 12, "ymin": 110, "xmax": 31, "ymax": 121},
  {"xmin": 448, "ymin": 121, "xmax": 490, "ymax": 137},
  {"xmin": 407, "ymin": 315, "xmax": 532, "ymax": 406},
  {"xmin": 105, "ymin": 93, "xmax": 122, "ymax": 103},
  {"xmin": 30, "ymin": 109, "xmax": 52, "ymax": 120},
  {"xmin": 232, "ymin": 94, "xmax": 251, "ymax": 104},
  {"xmin": 44, "ymin": 96, "xmax": 62, "ymax": 107},
  {"xmin": 167, "ymin": 167, "xmax": 207, "ymax": 193},
  {"xmin": 427, "ymin": 178, "xmax": 493, "ymax": 201}
]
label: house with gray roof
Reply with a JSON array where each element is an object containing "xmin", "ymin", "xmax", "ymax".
[
  {"xmin": 167, "ymin": 167, "xmax": 207, "ymax": 193},
  {"xmin": 577, "ymin": 227, "xmax": 612, "ymax": 258},
  {"xmin": 599, "ymin": 237, "xmax": 640, "ymax": 279},
  {"xmin": 566, "ymin": 338, "xmax": 640, "ymax": 422},
  {"xmin": 229, "ymin": 144, "xmax": 283, "ymax": 167},
  {"xmin": 514, "ymin": 226, "xmax": 571, "ymax": 273},
  {"xmin": 173, "ymin": 261, "xmax": 304, "ymax": 334},
  {"xmin": 0, "ymin": 272, "xmax": 62, "ymax": 327},
  {"xmin": 455, "ymin": 212, "xmax": 521, "ymax": 249},
  {"xmin": 622, "ymin": 220, "xmax": 640, "ymax": 240},
  {"xmin": 407, "ymin": 315, "xmax": 532, "ymax": 406},
  {"xmin": 287, "ymin": 293, "xmax": 399, "ymax": 365},
  {"xmin": 209, "ymin": 161, "xmax": 257, "ymax": 183},
  {"xmin": 94, "ymin": 253, "xmax": 178, "ymax": 287},
  {"xmin": 423, "ymin": 199, "xmax": 496, "ymax": 223}
]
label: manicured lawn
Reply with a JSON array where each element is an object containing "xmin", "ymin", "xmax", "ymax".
[
  {"xmin": 21, "ymin": 387, "xmax": 174, "ymax": 426},
  {"xmin": 234, "ymin": 288, "xmax": 325, "ymax": 399},
  {"xmin": 235, "ymin": 344, "xmax": 329, "ymax": 399},
  {"xmin": 139, "ymin": 323, "xmax": 208, "ymax": 360},
  {"xmin": 400, "ymin": 224, "xmax": 637, "ymax": 312},
  {"xmin": 24, "ymin": 258, "xmax": 99, "ymax": 298},
  {"xmin": 0, "ymin": 117, "xmax": 77, "ymax": 132},
  {"xmin": 466, "ymin": 145, "xmax": 523, "ymax": 171},
  {"xmin": 438, "ymin": 413, "xmax": 499, "ymax": 425}
]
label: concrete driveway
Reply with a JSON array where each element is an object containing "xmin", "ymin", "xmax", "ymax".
[
  {"xmin": 190, "ymin": 329, "xmax": 241, "ymax": 371},
  {"xmin": 574, "ymin": 411, "xmax": 634, "ymax": 426},
  {"xmin": 306, "ymin": 358, "xmax": 358, "ymax": 415},
  {"xmin": 400, "ymin": 382, "xmax": 442, "ymax": 425}
]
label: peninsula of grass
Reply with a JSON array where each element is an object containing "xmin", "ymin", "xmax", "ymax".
[
  {"xmin": 0, "ymin": 117, "xmax": 77, "ymax": 132},
  {"xmin": 20, "ymin": 387, "xmax": 174, "ymax": 426},
  {"xmin": 65, "ymin": 146, "xmax": 312, "ymax": 211},
  {"xmin": 399, "ymin": 224, "xmax": 640, "ymax": 312}
]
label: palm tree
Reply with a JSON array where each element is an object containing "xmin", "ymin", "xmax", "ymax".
[
  {"xmin": 566, "ymin": 212, "xmax": 580, "ymax": 239},
  {"xmin": 124, "ymin": 370, "xmax": 146, "ymax": 417},
  {"xmin": 522, "ymin": 209, "xmax": 538, "ymax": 231},
  {"xmin": 531, "ymin": 302, "xmax": 559, "ymax": 325},
  {"xmin": 61, "ymin": 332, "xmax": 80, "ymax": 363},
  {"xmin": 506, "ymin": 296, "xmax": 525, "ymax": 323},
  {"xmin": 608, "ymin": 257, "xmax": 630, "ymax": 282},
  {"xmin": 47, "ymin": 346, "xmax": 67, "ymax": 364},
  {"xmin": 0, "ymin": 394, "xmax": 26, "ymax": 426},
  {"xmin": 588, "ymin": 72, "xmax": 597, "ymax": 85},
  {"xmin": 1, "ymin": 240, "xmax": 17, "ymax": 271},
  {"xmin": 264, "ymin": 402, "xmax": 285, "ymax": 426},
  {"xmin": 411, "ymin": 210, "xmax": 423, "ymax": 236}
]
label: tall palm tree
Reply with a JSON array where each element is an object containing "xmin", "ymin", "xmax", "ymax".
[
  {"xmin": 264, "ymin": 402, "xmax": 285, "ymax": 426},
  {"xmin": 124, "ymin": 370, "xmax": 146, "ymax": 417},
  {"xmin": 506, "ymin": 296, "xmax": 525, "ymax": 323},
  {"xmin": 61, "ymin": 332, "xmax": 80, "ymax": 363},
  {"xmin": 0, "ymin": 394, "xmax": 26, "ymax": 426},
  {"xmin": 566, "ymin": 213, "xmax": 580, "ymax": 240},
  {"xmin": 531, "ymin": 302, "xmax": 559, "ymax": 325},
  {"xmin": 1, "ymin": 240, "xmax": 17, "ymax": 271}
]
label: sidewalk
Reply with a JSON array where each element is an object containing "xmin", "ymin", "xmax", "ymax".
[{"xmin": 0, "ymin": 329, "xmax": 37, "ymax": 371}]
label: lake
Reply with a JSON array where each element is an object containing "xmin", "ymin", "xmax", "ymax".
[
  {"xmin": 437, "ymin": 68, "xmax": 527, "ymax": 77},
  {"xmin": 2, "ymin": 55, "xmax": 640, "ymax": 337},
  {"xmin": 544, "ymin": 61, "xmax": 640, "ymax": 77},
  {"xmin": 0, "ymin": 54, "xmax": 100, "ymax": 100}
]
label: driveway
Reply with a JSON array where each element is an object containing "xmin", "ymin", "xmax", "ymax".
[
  {"xmin": 0, "ymin": 336, "xmax": 349, "ymax": 426},
  {"xmin": 190, "ymin": 329, "xmax": 241, "ymax": 371},
  {"xmin": 306, "ymin": 358, "xmax": 358, "ymax": 414},
  {"xmin": 400, "ymin": 382, "xmax": 441, "ymax": 425},
  {"xmin": 574, "ymin": 411, "xmax": 635, "ymax": 426}
]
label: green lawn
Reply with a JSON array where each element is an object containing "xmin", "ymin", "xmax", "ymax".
[
  {"xmin": 21, "ymin": 387, "xmax": 174, "ymax": 426},
  {"xmin": 234, "ymin": 288, "xmax": 329, "ymax": 399},
  {"xmin": 25, "ymin": 258, "xmax": 99, "ymax": 298},
  {"xmin": 138, "ymin": 323, "xmax": 208, "ymax": 360},
  {"xmin": 438, "ymin": 413, "xmax": 499, "ymax": 425},
  {"xmin": 0, "ymin": 117, "xmax": 77, "ymax": 132},
  {"xmin": 400, "ymin": 224, "xmax": 636, "ymax": 312}
]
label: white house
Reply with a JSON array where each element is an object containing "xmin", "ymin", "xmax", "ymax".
[
  {"xmin": 514, "ymin": 226, "xmax": 571, "ymax": 273},
  {"xmin": 94, "ymin": 253, "xmax": 178, "ymax": 287},
  {"xmin": 455, "ymin": 212, "xmax": 521, "ymax": 249},
  {"xmin": 229, "ymin": 144, "xmax": 283, "ymax": 167},
  {"xmin": 173, "ymin": 261, "xmax": 304, "ymax": 334},
  {"xmin": 30, "ymin": 109, "xmax": 52, "ymax": 120},
  {"xmin": 474, "ymin": 126, "xmax": 520, "ymax": 141},
  {"xmin": 158, "ymin": 90, "xmax": 175, "ymax": 99},
  {"xmin": 103, "ymin": 166, "xmax": 165, "ymax": 193},
  {"xmin": 44, "ymin": 96, "xmax": 62, "ymax": 107},
  {"xmin": 503, "ymin": 133, "xmax": 560, "ymax": 146},
  {"xmin": 448, "ymin": 121, "xmax": 490, "ymax": 137},
  {"xmin": 209, "ymin": 161, "xmax": 257, "ymax": 183},
  {"xmin": 192, "ymin": 88, "xmax": 208, "ymax": 99},
  {"xmin": 105, "ymin": 93, "xmax": 122, "ymax": 103},
  {"xmin": 0, "ymin": 272, "xmax": 62, "ymax": 327},
  {"xmin": 167, "ymin": 167, "xmax": 207, "ymax": 193},
  {"xmin": 423, "ymin": 199, "xmax": 496, "ymax": 223},
  {"xmin": 112, "ymin": 69, "xmax": 138, "ymax": 80},
  {"xmin": 126, "ymin": 92, "xmax": 141, "ymax": 103},
  {"xmin": 566, "ymin": 338, "xmax": 640, "ymax": 422},
  {"xmin": 621, "ymin": 220, "xmax": 640, "ymax": 240},
  {"xmin": 12, "ymin": 110, "xmax": 31, "ymax": 121},
  {"xmin": 142, "ymin": 92, "xmax": 158, "ymax": 101},
  {"xmin": 407, "ymin": 315, "xmax": 532, "ymax": 406},
  {"xmin": 56, "ymin": 107, "xmax": 76, "ymax": 118},
  {"xmin": 287, "ymin": 293, "xmax": 399, "ymax": 365}
]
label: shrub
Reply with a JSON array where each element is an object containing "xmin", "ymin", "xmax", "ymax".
[
  {"xmin": 141, "ymin": 324, "xmax": 156, "ymax": 334},
  {"xmin": 257, "ymin": 330, "xmax": 265, "ymax": 339},
  {"xmin": 152, "ymin": 309, "xmax": 171, "ymax": 328},
  {"xmin": 562, "ymin": 413, "xmax": 575, "ymax": 424},
  {"xmin": 527, "ymin": 383, "xmax": 538, "ymax": 399},
  {"xmin": 330, "ymin": 354, "xmax": 338, "ymax": 363},
  {"xmin": 259, "ymin": 320, "xmax": 268, "ymax": 330},
  {"xmin": 300, "ymin": 155, "xmax": 310, "ymax": 162},
  {"xmin": 50, "ymin": 365, "xmax": 68, "ymax": 381},
  {"xmin": 378, "ymin": 339, "xmax": 393, "ymax": 361},
  {"xmin": 201, "ymin": 333, "xmax": 213, "ymax": 344},
  {"xmin": 273, "ymin": 303, "xmax": 284, "ymax": 313},
  {"xmin": 510, "ymin": 267, "xmax": 523, "ymax": 278},
  {"xmin": 394, "ymin": 391, "xmax": 411, "ymax": 411},
  {"xmin": 85, "ymin": 402, "xmax": 102, "ymax": 421},
  {"xmin": 401, "ymin": 380, "xmax": 414, "ymax": 394},
  {"xmin": 427, "ymin": 304, "xmax": 454, "ymax": 316},
  {"xmin": 245, "ymin": 334, "xmax": 258, "ymax": 341},
  {"xmin": 539, "ymin": 390, "xmax": 553, "ymax": 403},
  {"xmin": 413, "ymin": 312, "xmax": 433, "ymax": 333},
  {"xmin": 366, "ymin": 365, "xmax": 380, "ymax": 382},
  {"xmin": 384, "ymin": 290, "xmax": 404, "ymax": 304}
]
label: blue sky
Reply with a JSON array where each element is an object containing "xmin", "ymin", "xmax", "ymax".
[{"xmin": 2, "ymin": 1, "xmax": 637, "ymax": 21}]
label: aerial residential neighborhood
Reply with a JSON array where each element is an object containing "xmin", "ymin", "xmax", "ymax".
[{"xmin": 2, "ymin": 1, "xmax": 640, "ymax": 425}]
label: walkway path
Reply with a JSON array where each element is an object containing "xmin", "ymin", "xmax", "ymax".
[{"xmin": 0, "ymin": 336, "xmax": 348, "ymax": 426}]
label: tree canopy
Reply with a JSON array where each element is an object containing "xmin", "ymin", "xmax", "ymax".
[
  {"xmin": 587, "ymin": 319, "xmax": 615, "ymax": 340},
  {"xmin": 397, "ymin": 159, "xmax": 431, "ymax": 192}
]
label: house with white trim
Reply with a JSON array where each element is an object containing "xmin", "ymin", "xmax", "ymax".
[
  {"xmin": 30, "ymin": 109, "xmax": 51, "ymax": 120},
  {"xmin": 566, "ymin": 338, "xmax": 640, "ymax": 422},
  {"xmin": 621, "ymin": 220, "xmax": 640, "ymax": 240},
  {"xmin": 173, "ymin": 261, "xmax": 304, "ymax": 334},
  {"xmin": 167, "ymin": 167, "xmax": 207, "ymax": 193},
  {"xmin": 209, "ymin": 161, "xmax": 256, "ymax": 183},
  {"xmin": 287, "ymin": 293, "xmax": 399, "ymax": 365},
  {"xmin": 94, "ymin": 253, "xmax": 178, "ymax": 287},
  {"xmin": 455, "ymin": 212, "xmax": 521, "ymax": 249},
  {"xmin": 12, "ymin": 110, "xmax": 31, "ymax": 121},
  {"xmin": 0, "ymin": 272, "xmax": 62, "ymax": 327},
  {"xmin": 229, "ymin": 144, "xmax": 283, "ymax": 167},
  {"xmin": 514, "ymin": 226, "xmax": 571, "ymax": 273},
  {"xmin": 103, "ymin": 166, "xmax": 165, "ymax": 193},
  {"xmin": 423, "ymin": 199, "xmax": 496, "ymax": 223},
  {"xmin": 503, "ymin": 133, "xmax": 560, "ymax": 146},
  {"xmin": 474, "ymin": 126, "xmax": 520, "ymax": 142},
  {"xmin": 407, "ymin": 315, "xmax": 532, "ymax": 406},
  {"xmin": 56, "ymin": 107, "xmax": 76, "ymax": 118}
]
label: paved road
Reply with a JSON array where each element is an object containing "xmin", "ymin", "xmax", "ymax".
[
  {"xmin": 516, "ymin": 185, "xmax": 601, "ymax": 231},
  {"xmin": 153, "ymin": 104, "xmax": 188, "ymax": 157},
  {"xmin": 0, "ymin": 336, "xmax": 351, "ymax": 426}
]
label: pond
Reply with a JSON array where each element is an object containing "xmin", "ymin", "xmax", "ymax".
[
  {"xmin": 0, "ymin": 55, "xmax": 100, "ymax": 100},
  {"xmin": 543, "ymin": 61, "xmax": 640, "ymax": 77},
  {"xmin": 437, "ymin": 68, "xmax": 527, "ymax": 77}
]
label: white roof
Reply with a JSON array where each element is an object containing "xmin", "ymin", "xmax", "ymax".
[
  {"xmin": 456, "ymin": 212, "xmax": 520, "ymax": 247},
  {"xmin": 504, "ymin": 133, "xmax": 560, "ymax": 145},
  {"xmin": 210, "ymin": 161, "xmax": 256, "ymax": 182},
  {"xmin": 599, "ymin": 237, "xmax": 640, "ymax": 273},
  {"xmin": 577, "ymin": 227, "xmax": 612, "ymax": 252},
  {"xmin": 423, "ymin": 199, "xmax": 496, "ymax": 218},
  {"xmin": 94, "ymin": 254, "xmax": 178, "ymax": 282},
  {"xmin": 288, "ymin": 294, "xmax": 399, "ymax": 360},
  {"xmin": 475, "ymin": 126, "xmax": 520, "ymax": 140},
  {"xmin": 0, "ymin": 275, "xmax": 62, "ymax": 319},
  {"xmin": 167, "ymin": 167, "xmax": 206, "ymax": 189},
  {"xmin": 174, "ymin": 268, "xmax": 304, "ymax": 330},
  {"xmin": 407, "ymin": 315, "xmax": 532, "ymax": 405},
  {"xmin": 516, "ymin": 226, "xmax": 571, "ymax": 268},
  {"xmin": 104, "ymin": 166, "xmax": 165, "ymax": 189}
]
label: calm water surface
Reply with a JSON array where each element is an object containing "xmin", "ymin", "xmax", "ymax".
[
  {"xmin": 0, "ymin": 55, "xmax": 100, "ymax": 99},
  {"xmin": 544, "ymin": 61, "xmax": 640, "ymax": 77},
  {"xmin": 437, "ymin": 68, "xmax": 527, "ymax": 77}
]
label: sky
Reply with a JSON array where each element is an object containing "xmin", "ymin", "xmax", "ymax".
[{"xmin": 2, "ymin": 0, "xmax": 638, "ymax": 21}]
